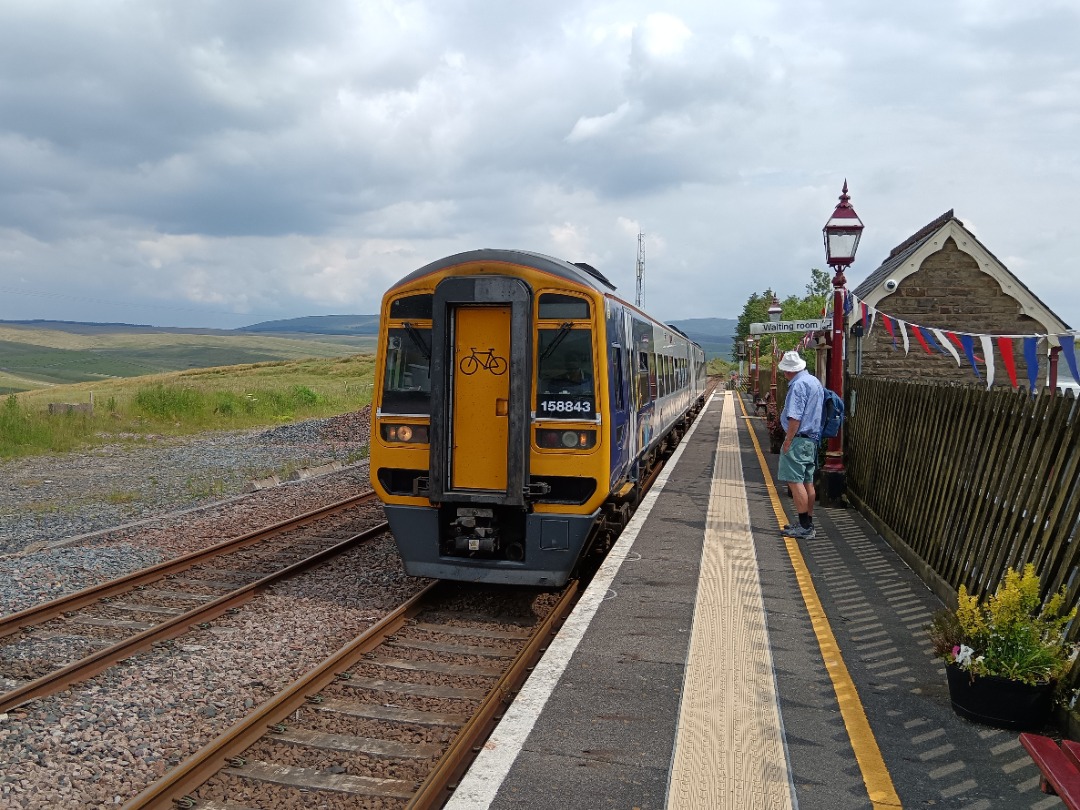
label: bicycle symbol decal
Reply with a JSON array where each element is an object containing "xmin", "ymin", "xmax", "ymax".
[{"xmin": 459, "ymin": 347, "xmax": 508, "ymax": 376}]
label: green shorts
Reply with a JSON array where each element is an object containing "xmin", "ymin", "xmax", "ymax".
[{"xmin": 778, "ymin": 436, "xmax": 818, "ymax": 484}]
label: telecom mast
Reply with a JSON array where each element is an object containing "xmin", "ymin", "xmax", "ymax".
[{"xmin": 635, "ymin": 232, "xmax": 645, "ymax": 308}]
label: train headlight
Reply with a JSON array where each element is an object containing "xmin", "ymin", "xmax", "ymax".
[
  {"xmin": 536, "ymin": 428, "xmax": 596, "ymax": 449},
  {"xmin": 382, "ymin": 423, "xmax": 429, "ymax": 443}
]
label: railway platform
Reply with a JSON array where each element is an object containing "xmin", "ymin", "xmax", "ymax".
[{"xmin": 446, "ymin": 390, "xmax": 1060, "ymax": 809}]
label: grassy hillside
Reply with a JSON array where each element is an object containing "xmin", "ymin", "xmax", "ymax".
[
  {"xmin": 0, "ymin": 323, "xmax": 376, "ymax": 394},
  {"xmin": 239, "ymin": 314, "xmax": 381, "ymax": 335},
  {"xmin": 3, "ymin": 355, "xmax": 377, "ymax": 460}
]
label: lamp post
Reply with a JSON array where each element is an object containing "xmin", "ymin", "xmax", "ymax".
[
  {"xmin": 746, "ymin": 336, "xmax": 756, "ymax": 396},
  {"xmin": 768, "ymin": 294, "xmax": 782, "ymax": 400},
  {"xmin": 822, "ymin": 180, "xmax": 864, "ymax": 501}
]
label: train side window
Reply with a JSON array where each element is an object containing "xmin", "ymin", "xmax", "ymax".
[
  {"xmin": 611, "ymin": 347, "xmax": 624, "ymax": 409},
  {"xmin": 637, "ymin": 351, "xmax": 651, "ymax": 406},
  {"xmin": 649, "ymin": 353, "xmax": 658, "ymax": 399},
  {"xmin": 389, "ymin": 294, "xmax": 434, "ymax": 320},
  {"xmin": 538, "ymin": 294, "xmax": 590, "ymax": 320},
  {"xmin": 381, "ymin": 326, "xmax": 432, "ymax": 414}
]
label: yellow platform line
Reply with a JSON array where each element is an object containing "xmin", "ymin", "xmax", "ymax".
[{"xmin": 738, "ymin": 396, "xmax": 902, "ymax": 809}]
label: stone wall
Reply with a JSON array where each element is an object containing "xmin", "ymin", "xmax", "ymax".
[{"xmin": 856, "ymin": 237, "xmax": 1046, "ymax": 385}]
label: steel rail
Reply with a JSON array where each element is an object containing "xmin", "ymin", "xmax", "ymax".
[
  {"xmin": 0, "ymin": 521, "xmax": 390, "ymax": 713},
  {"xmin": 408, "ymin": 579, "xmax": 580, "ymax": 809},
  {"xmin": 121, "ymin": 580, "xmax": 441, "ymax": 810},
  {"xmin": 0, "ymin": 490, "xmax": 376, "ymax": 639}
]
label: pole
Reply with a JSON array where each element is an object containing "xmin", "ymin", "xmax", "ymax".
[
  {"xmin": 756, "ymin": 341, "xmax": 764, "ymax": 397},
  {"xmin": 1050, "ymin": 345, "xmax": 1061, "ymax": 396},
  {"xmin": 769, "ymin": 337, "xmax": 778, "ymax": 404},
  {"xmin": 823, "ymin": 265, "xmax": 846, "ymax": 500}
]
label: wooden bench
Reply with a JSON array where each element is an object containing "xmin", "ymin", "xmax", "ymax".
[{"xmin": 1019, "ymin": 732, "xmax": 1080, "ymax": 807}]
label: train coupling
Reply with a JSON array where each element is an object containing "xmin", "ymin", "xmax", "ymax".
[{"xmin": 450, "ymin": 507, "xmax": 499, "ymax": 552}]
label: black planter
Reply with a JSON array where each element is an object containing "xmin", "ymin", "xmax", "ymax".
[{"xmin": 945, "ymin": 664, "xmax": 1054, "ymax": 730}]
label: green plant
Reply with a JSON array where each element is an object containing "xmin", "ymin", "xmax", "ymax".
[
  {"xmin": 105, "ymin": 490, "xmax": 139, "ymax": 505},
  {"xmin": 929, "ymin": 564, "xmax": 1077, "ymax": 685}
]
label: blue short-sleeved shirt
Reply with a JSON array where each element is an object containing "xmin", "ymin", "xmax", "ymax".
[{"xmin": 780, "ymin": 370, "xmax": 824, "ymax": 441}]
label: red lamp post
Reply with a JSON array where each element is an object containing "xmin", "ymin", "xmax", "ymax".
[{"xmin": 822, "ymin": 180, "xmax": 864, "ymax": 500}]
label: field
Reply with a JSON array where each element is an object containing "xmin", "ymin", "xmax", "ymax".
[
  {"xmin": 1, "ymin": 329, "xmax": 379, "ymax": 460},
  {"xmin": 0, "ymin": 323, "xmax": 377, "ymax": 394}
]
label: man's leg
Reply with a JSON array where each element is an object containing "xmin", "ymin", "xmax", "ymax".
[
  {"xmin": 805, "ymin": 481, "xmax": 816, "ymax": 519},
  {"xmin": 788, "ymin": 482, "xmax": 809, "ymax": 513}
]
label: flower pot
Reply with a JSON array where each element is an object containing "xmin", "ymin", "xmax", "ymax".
[{"xmin": 945, "ymin": 664, "xmax": 1054, "ymax": 730}]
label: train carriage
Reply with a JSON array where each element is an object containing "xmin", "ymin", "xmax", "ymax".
[{"xmin": 371, "ymin": 249, "xmax": 706, "ymax": 586}]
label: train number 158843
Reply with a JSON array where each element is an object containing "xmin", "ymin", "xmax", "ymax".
[{"xmin": 539, "ymin": 397, "xmax": 594, "ymax": 416}]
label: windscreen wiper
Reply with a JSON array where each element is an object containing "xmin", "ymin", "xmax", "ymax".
[
  {"xmin": 539, "ymin": 322, "xmax": 573, "ymax": 363},
  {"xmin": 402, "ymin": 322, "xmax": 431, "ymax": 361}
]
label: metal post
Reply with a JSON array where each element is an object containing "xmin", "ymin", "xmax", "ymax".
[{"xmin": 823, "ymin": 267, "xmax": 846, "ymax": 499}]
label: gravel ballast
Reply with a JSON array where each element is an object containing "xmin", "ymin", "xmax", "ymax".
[{"xmin": 0, "ymin": 407, "xmax": 423, "ymax": 808}]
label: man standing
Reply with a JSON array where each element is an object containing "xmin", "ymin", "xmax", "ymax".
[{"xmin": 776, "ymin": 350, "xmax": 824, "ymax": 540}]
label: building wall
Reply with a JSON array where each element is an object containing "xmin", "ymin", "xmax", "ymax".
[{"xmin": 856, "ymin": 237, "xmax": 1046, "ymax": 384}]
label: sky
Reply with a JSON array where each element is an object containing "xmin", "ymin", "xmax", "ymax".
[{"xmin": 1, "ymin": 0, "xmax": 1078, "ymax": 330}]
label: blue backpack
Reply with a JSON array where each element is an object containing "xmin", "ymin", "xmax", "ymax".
[{"xmin": 821, "ymin": 389, "xmax": 845, "ymax": 440}]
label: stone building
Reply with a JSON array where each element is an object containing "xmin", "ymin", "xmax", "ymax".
[{"xmin": 850, "ymin": 210, "xmax": 1070, "ymax": 385}]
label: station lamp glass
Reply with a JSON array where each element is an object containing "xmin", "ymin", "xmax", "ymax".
[
  {"xmin": 768, "ymin": 295, "xmax": 782, "ymax": 323},
  {"xmin": 822, "ymin": 180, "xmax": 864, "ymax": 267}
]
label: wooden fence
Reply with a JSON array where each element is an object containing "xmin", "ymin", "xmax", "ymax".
[{"xmin": 845, "ymin": 376, "xmax": 1080, "ymax": 641}]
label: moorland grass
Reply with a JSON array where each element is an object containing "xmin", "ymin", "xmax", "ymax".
[{"xmin": 0, "ymin": 354, "xmax": 377, "ymax": 460}]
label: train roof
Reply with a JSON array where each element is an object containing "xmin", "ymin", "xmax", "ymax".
[{"xmin": 389, "ymin": 249, "xmax": 618, "ymax": 294}]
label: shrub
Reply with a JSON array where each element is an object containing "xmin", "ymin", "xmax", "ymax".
[{"xmin": 930, "ymin": 564, "xmax": 1077, "ymax": 685}]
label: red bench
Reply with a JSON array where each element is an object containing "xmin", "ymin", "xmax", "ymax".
[{"xmin": 1019, "ymin": 732, "xmax": 1080, "ymax": 807}]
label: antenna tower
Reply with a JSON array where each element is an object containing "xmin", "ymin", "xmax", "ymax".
[{"xmin": 635, "ymin": 232, "xmax": 645, "ymax": 308}]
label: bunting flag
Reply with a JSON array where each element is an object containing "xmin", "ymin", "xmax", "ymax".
[
  {"xmin": 932, "ymin": 328, "xmax": 961, "ymax": 366},
  {"xmin": 960, "ymin": 334, "xmax": 980, "ymax": 379},
  {"xmin": 997, "ymin": 337, "xmax": 1017, "ymax": 388},
  {"xmin": 834, "ymin": 293, "xmax": 1080, "ymax": 389},
  {"xmin": 1060, "ymin": 335, "xmax": 1080, "ymax": 385},
  {"xmin": 1024, "ymin": 337, "xmax": 1040, "ymax": 392},
  {"xmin": 981, "ymin": 335, "xmax": 995, "ymax": 388},
  {"xmin": 882, "ymin": 314, "xmax": 898, "ymax": 350}
]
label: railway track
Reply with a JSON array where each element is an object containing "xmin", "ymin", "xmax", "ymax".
[
  {"xmin": 0, "ymin": 491, "xmax": 384, "ymax": 713},
  {"xmin": 124, "ymin": 579, "xmax": 578, "ymax": 809}
]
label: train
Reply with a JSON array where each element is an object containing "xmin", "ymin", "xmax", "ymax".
[{"xmin": 370, "ymin": 249, "xmax": 707, "ymax": 586}]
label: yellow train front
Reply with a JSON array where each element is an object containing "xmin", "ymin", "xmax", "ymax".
[{"xmin": 371, "ymin": 249, "xmax": 706, "ymax": 586}]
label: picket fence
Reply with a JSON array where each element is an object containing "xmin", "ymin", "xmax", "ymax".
[{"xmin": 845, "ymin": 376, "xmax": 1080, "ymax": 647}]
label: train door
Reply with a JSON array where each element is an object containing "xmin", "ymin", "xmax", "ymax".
[
  {"xmin": 429, "ymin": 275, "xmax": 530, "ymax": 506},
  {"xmin": 451, "ymin": 306, "xmax": 511, "ymax": 490}
]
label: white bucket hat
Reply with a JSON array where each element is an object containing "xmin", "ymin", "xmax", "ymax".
[{"xmin": 777, "ymin": 350, "xmax": 807, "ymax": 373}]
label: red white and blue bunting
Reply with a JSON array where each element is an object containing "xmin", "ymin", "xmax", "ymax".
[{"xmin": 822, "ymin": 291, "xmax": 1079, "ymax": 392}]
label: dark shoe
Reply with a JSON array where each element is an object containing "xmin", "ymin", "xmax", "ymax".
[
  {"xmin": 781, "ymin": 522, "xmax": 812, "ymax": 533},
  {"xmin": 781, "ymin": 525, "xmax": 816, "ymax": 540}
]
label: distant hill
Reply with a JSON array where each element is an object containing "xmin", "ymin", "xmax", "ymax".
[
  {"xmin": 239, "ymin": 314, "xmax": 381, "ymax": 336},
  {"xmin": 239, "ymin": 314, "xmax": 738, "ymax": 358},
  {"xmin": 0, "ymin": 319, "xmax": 236, "ymax": 336},
  {"xmin": 667, "ymin": 317, "xmax": 739, "ymax": 360}
]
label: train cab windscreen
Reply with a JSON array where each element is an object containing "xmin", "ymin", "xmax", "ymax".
[
  {"xmin": 382, "ymin": 326, "xmax": 432, "ymax": 414},
  {"xmin": 537, "ymin": 327, "xmax": 595, "ymax": 419}
]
